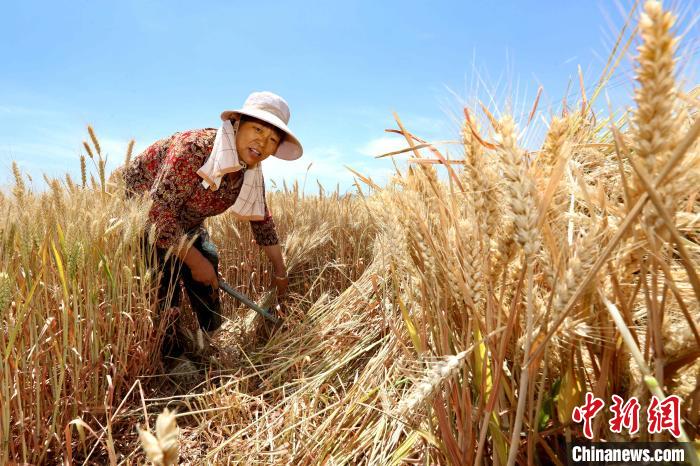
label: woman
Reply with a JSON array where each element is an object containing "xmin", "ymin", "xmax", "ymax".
[{"xmin": 123, "ymin": 91, "xmax": 302, "ymax": 359}]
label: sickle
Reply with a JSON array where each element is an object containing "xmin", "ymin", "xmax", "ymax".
[{"xmin": 218, "ymin": 280, "xmax": 280, "ymax": 325}]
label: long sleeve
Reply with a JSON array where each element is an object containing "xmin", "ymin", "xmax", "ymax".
[
  {"xmin": 149, "ymin": 132, "xmax": 209, "ymax": 249},
  {"xmin": 122, "ymin": 136, "xmax": 171, "ymax": 198},
  {"xmin": 249, "ymin": 181, "xmax": 279, "ymax": 246}
]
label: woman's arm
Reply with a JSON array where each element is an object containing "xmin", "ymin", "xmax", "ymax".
[
  {"xmin": 262, "ymin": 244, "xmax": 288, "ymax": 296},
  {"xmin": 176, "ymin": 246, "xmax": 218, "ymax": 289},
  {"xmin": 262, "ymin": 244, "xmax": 286, "ymax": 276},
  {"xmin": 250, "ymin": 180, "xmax": 288, "ymax": 294},
  {"xmin": 149, "ymin": 133, "xmax": 204, "ymax": 249},
  {"xmin": 150, "ymin": 132, "xmax": 219, "ymax": 288}
]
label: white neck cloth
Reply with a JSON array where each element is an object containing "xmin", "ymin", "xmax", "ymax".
[{"xmin": 196, "ymin": 119, "xmax": 266, "ymax": 221}]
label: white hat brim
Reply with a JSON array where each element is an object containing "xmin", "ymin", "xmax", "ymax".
[{"xmin": 221, "ymin": 108, "xmax": 303, "ymax": 161}]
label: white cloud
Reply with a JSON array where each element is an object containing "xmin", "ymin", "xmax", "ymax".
[
  {"xmin": 401, "ymin": 115, "xmax": 448, "ymax": 135},
  {"xmin": 0, "ymin": 105, "xmax": 62, "ymax": 118},
  {"xmin": 1, "ymin": 142, "xmax": 76, "ymax": 161},
  {"xmin": 97, "ymin": 137, "xmax": 148, "ymax": 167},
  {"xmin": 261, "ymin": 144, "xmax": 401, "ymax": 194},
  {"xmin": 357, "ymin": 136, "xmax": 410, "ymax": 158},
  {"xmin": 0, "ymin": 124, "xmax": 148, "ymax": 188},
  {"xmin": 263, "ymin": 146, "xmax": 357, "ymax": 193}
]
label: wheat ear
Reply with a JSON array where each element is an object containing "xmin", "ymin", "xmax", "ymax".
[
  {"xmin": 632, "ymin": 0, "xmax": 679, "ymax": 230},
  {"xmin": 87, "ymin": 125, "xmax": 101, "ymax": 156},
  {"xmin": 138, "ymin": 408, "xmax": 180, "ymax": 466},
  {"xmin": 395, "ymin": 350, "xmax": 468, "ymax": 418},
  {"xmin": 497, "ymin": 116, "xmax": 542, "ymax": 258}
]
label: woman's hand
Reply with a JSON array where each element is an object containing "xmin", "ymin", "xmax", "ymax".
[
  {"xmin": 262, "ymin": 244, "xmax": 288, "ymax": 297},
  {"xmin": 179, "ymin": 247, "xmax": 219, "ymax": 289},
  {"xmin": 273, "ymin": 274, "xmax": 289, "ymax": 297},
  {"xmin": 190, "ymin": 260, "xmax": 219, "ymax": 289}
]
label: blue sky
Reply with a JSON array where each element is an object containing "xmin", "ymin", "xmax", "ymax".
[{"xmin": 1, "ymin": 0, "xmax": 697, "ymax": 192}]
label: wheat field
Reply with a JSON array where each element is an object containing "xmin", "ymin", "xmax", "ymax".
[{"xmin": 1, "ymin": 0, "xmax": 699, "ymax": 464}]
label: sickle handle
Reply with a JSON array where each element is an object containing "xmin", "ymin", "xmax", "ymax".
[{"xmin": 218, "ymin": 280, "xmax": 280, "ymax": 325}]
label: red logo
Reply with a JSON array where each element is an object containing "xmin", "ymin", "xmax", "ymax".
[
  {"xmin": 573, "ymin": 393, "xmax": 682, "ymax": 438},
  {"xmin": 608, "ymin": 395, "xmax": 640, "ymax": 435},
  {"xmin": 647, "ymin": 395, "xmax": 681, "ymax": 438},
  {"xmin": 572, "ymin": 392, "xmax": 605, "ymax": 439}
]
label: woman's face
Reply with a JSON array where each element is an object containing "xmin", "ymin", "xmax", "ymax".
[{"xmin": 235, "ymin": 118, "xmax": 282, "ymax": 167}]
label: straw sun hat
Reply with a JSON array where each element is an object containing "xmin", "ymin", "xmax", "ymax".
[{"xmin": 221, "ymin": 91, "xmax": 303, "ymax": 161}]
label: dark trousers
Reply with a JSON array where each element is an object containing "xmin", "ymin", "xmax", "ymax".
[{"xmin": 147, "ymin": 229, "xmax": 223, "ymax": 357}]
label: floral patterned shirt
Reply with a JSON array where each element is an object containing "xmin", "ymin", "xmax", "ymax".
[{"xmin": 123, "ymin": 128, "xmax": 279, "ymax": 249}]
